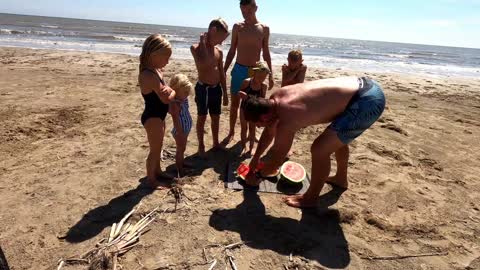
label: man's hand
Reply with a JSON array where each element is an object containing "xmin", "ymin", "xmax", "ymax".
[{"xmin": 260, "ymin": 165, "xmax": 280, "ymax": 178}]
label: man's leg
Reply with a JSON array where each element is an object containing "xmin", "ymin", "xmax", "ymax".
[
  {"xmin": 328, "ymin": 145, "xmax": 349, "ymax": 189},
  {"xmin": 284, "ymin": 129, "xmax": 345, "ymax": 208}
]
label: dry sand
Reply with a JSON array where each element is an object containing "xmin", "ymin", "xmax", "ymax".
[{"xmin": 0, "ymin": 47, "xmax": 479, "ymax": 270}]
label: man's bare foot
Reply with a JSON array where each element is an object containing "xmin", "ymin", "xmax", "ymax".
[
  {"xmin": 326, "ymin": 175, "xmax": 348, "ymax": 190},
  {"xmin": 283, "ymin": 194, "xmax": 318, "ymax": 208}
]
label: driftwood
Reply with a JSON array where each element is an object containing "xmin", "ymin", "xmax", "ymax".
[{"xmin": 58, "ymin": 205, "xmax": 166, "ymax": 270}]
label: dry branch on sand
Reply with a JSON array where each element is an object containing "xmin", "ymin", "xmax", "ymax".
[
  {"xmin": 57, "ymin": 205, "xmax": 166, "ymax": 270},
  {"xmin": 203, "ymin": 241, "xmax": 246, "ymax": 270}
]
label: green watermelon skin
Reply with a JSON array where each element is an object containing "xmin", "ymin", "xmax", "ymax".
[{"xmin": 280, "ymin": 161, "xmax": 306, "ymax": 184}]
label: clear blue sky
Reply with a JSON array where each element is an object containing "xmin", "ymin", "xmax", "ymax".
[{"xmin": 1, "ymin": 0, "xmax": 479, "ymax": 48}]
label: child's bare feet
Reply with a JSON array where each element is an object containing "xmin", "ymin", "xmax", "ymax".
[
  {"xmin": 212, "ymin": 142, "xmax": 226, "ymax": 151},
  {"xmin": 176, "ymin": 168, "xmax": 194, "ymax": 178},
  {"xmin": 147, "ymin": 174, "xmax": 173, "ymax": 190},
  {"xmin": 197, "ymin": 145, "xmax": 206, "ymax": 158},
  {"xmin": 283, "ymin": 194, "xmax": 318, "ymax": 208},
  {"xmin": 326, "ymin": 175, "xmax": 348, "ymax": 190},
  {"xmin": 222, "ymin": 133, "xmax": 234, "ymax": 147},
  {"xmin": 240, "ymin": 143, "xmax": 248, "ymax": 156}
]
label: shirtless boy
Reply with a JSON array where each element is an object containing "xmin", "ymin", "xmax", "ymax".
[
  {"xmin": 223, "ymin": 0, "xmax": 274, "ymax": 145},
  {"xmin": 281, "ymin": 50, "xmax": 307, "ymax": 87},
  {"xmin": 191, "ymin": 18, "xmax": 230, "ymax": 155}
]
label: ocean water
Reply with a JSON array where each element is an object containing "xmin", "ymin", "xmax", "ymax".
[{"xmin": 1, "ymin": 13, "xmax": 479, "ymax": 78}]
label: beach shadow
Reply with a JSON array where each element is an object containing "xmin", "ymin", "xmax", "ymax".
[
  {"xmin": 64, "ymin": 178, "xmax": 154, "ymax": 243},
  {"xmin": 165, "ymin": 142, "xmax": 249, "ymax": 182},
  {"xmin": 209, "ymin": 189, "xmax": 350, "ymax": 269},
  {"xmin": 0, "ymin": 245, "xmax": 10, "ymax": 270}
]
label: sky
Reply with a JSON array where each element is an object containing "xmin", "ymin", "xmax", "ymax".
[{"xmin": 1, "ymin": 0, "xmax": 479, "ymax": 48}]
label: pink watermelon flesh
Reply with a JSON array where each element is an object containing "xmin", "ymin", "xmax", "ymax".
[{"xmin": 281, "ymin": 162, "xmax": 306, "ymax": 183}]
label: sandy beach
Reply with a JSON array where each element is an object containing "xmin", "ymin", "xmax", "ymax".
[{"xmin": 0, "ymin": 47, "xmax": 479, "ymax": 270}]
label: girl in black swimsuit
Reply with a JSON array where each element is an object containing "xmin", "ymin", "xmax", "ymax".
[
  {"xmin": 239, "ymin": 61, "xmax": 270, "ymax": 156},
  {"xmin": 138, "ymin": 34, "xmax": 176, "ymax": 189}
]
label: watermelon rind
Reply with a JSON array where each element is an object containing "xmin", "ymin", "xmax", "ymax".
[{"xmin": 280, "ymin": 161, "xmax": 306, "ymax": 184}]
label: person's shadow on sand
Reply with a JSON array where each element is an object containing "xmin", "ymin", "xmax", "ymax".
[
  {"xmin": 165, "ymin": 142, "xmax": 249, "ymax": 182},
  {"xmin": 209, "ymin": 189, "xmax": 350, "ymax": 269},
  {"xmin": 64, "ymin": 178, "xmax": 154, "ymax": 243}
]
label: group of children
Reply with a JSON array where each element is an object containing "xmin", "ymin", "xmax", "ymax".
[{"xmin": 138, "ymin": 0, "xmax": 307, "ymax": 188}]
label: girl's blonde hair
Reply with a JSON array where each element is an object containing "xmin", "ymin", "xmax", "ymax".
[
  {"xmin": 139, "ymin": 34, "xmax": 172, "ymax": 72},
  {"xmin": 169, "ymin": 74, "xmax": 193, "ymax": 98}
]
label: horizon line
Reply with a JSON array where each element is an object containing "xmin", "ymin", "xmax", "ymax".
[{"xmin": 2, "ymin": 12, "xmax": 480, "ymax": 50}]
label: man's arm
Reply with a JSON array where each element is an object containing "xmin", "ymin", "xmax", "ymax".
[
  {"xmin": 248, "ymin": 120, "xmax": 278, "ymax": 174},
  {"xmin": 224, "ymin": 24, "xmax": 239, "ymax": 73},
  {"xmin": 262, "ymin": 25, "xmax": 274, "ymax": 90},
  {"xmin": 260, "ymin": 123, "xmax": 295, "ymax": 176},
  {"xmin": 217, "ymin": 49, "xmax": 229, "ymax": 106}
]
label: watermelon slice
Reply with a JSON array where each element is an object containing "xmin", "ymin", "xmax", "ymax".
[
  {"xmin": 236, "ymin": 162, "xmax": 265, "ymax": 180},
  {"xmin": 280, "ymin": 161, "xmax": 306, "ymax": 184}
]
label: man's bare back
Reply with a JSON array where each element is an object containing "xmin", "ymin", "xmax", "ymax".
[
  {"xmin": 273, "ymin": 77, "xmax": 360, "ymax": 131},
  {"xmin": 234, "ymin": 22, "xmax": 269, "ymax": 66}
]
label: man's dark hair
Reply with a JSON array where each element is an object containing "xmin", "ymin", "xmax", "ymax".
[
  {"xmin": 243, "ymin": 96, "xmax": 272, "ymax": 122},
  {"xmin": 240, "ymin": 0, "xmax": 255, "ymax": 6}
]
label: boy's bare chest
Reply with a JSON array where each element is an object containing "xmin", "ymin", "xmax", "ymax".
[
  {"xmin": 238, "ymin": 26, "xmax": 264, "ymax": 43},
  {"xmin": 196, "ymin": 49, "xmax": 219, "ymax": 67}
]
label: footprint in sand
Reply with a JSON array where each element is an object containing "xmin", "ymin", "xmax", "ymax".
[
  {"xmin": 418, "ymin": 158, "xmax": 443, "ymax": 171},
  {"xmin": 367, "ymin": 142, "xmax": 404, "ymax": 161},
  {"xmin": 380, "ymin": 123, "xmax": 409, "ymax": 136}
]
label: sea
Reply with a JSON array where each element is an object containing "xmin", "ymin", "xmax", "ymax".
[{"xmin": 1, "ymin": 13, "xmax": 479, "ymax": 78}]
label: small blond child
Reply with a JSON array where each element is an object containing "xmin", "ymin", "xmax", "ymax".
[
  {"xmin": 281, "ymin": 50, "xmax": 307, "ymax": 87},
  {"xmin": 169, "ymin": 74, "xmax": 194, "ymax": 176}
]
